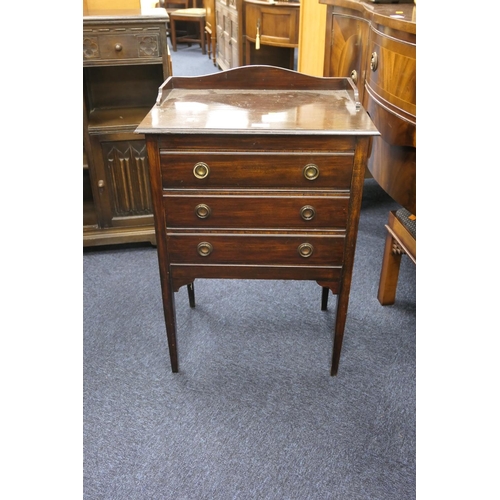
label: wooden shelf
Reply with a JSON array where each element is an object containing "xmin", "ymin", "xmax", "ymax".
[{"xmin": 87, "ymin": 106, "xmax": 153, "ymax": 132}]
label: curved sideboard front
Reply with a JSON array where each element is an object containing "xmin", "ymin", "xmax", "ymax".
[{"xmin": 320, "ymin": 0, "xmax": 416, "ymax": 214}]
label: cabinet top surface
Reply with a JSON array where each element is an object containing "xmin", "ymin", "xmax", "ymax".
[
  {"xmin": 83, "ymin": 7, "xmax": 168, "ymax": 22},
  {"xmin": 244, "ymin": 0, "xmax": 300, "ymax": 7},
  {"xmin": 136, "ymin": 67, "xmax": 379, "ymax": 136}
]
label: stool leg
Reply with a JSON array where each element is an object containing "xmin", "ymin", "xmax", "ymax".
[
  {"xmin": 171, "ymin": 18, "xmax": 178, "ymax": 52},
  {"xmin": 377, "ymin": 230, "xmax": 402, "ymax": 305}
]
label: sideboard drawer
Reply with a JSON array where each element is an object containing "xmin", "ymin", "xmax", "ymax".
[
  {"xmin": 166, "ymin": 233, "xmax": 346, "ymax": 266},
  {"xmin": 83, "ymin": 31, "xmax": 162, "ymax": 62},
  {"xmin": 163, "ymin": 193, "xmax": 349, "ymax": 229},
  {"xmin": 160, "ymin": 152, "xmax": 354, "ymax": 190}
]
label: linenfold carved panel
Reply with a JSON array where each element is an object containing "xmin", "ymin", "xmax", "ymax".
[{"xmin": 104, "ymin": 141, "xmax": 153, "ymax": 216}]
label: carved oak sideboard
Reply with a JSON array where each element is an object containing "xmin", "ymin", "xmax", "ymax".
[{"xmin": 83, "ymin": 7, "xmax": 171, "ymax": 246}]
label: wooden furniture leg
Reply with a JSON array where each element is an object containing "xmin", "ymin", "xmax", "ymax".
[
  {"xmin": 161, "ymin": 279, "xmax": 179, "ymax": 372},
  {"xmin": 170, "ymin": 17, "xmax": 178, "ymax": 51},
  {"xmin": 187, "ymin": 282, "xmax": 195, "ymax": 308},
  {"xmin": 377, "ymin": 228, "xmax": 403, "ymax": 305},
  {"xmin": 321, "ymin": 286, "xmax": 329, "ymax": 311},
  {"xmin": 377, "ymin": 209, "xmax": 416, "ymax": 306}
]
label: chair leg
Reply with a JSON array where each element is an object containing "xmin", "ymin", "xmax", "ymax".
[
  {"xmin": 199, "ymin": 20, "xmax": 206, "ymax": 54},
  {"xmin": 377, "ymin": 230, "xmax": 402, "ymax": 305},
  {"xmin": 171, "ymin": 18, "xmax": 178, "ymax": 51}
]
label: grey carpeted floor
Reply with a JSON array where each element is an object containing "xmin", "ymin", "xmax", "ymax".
[{"xmin": 83, "ymin": 42, "xmax": 416, "ymax": 500}]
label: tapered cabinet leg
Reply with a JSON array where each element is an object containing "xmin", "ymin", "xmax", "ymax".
[
  {"xmin": 187, "ymin": 282, "xmax": 195, "ymax": 308},
  {"xmin": 161, "ymin": 279, "xmax": 179, "ymax": 373},
  {"xmin": 321, "ymin": 286, "xmax": 329, "ymax": 311},
  {"xmin": 330, "ymin": 287, "xmax": 350, "ymax": 376}
]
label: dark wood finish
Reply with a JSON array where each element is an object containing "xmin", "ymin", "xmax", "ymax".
[
  {"xmin": 136, "ymin": 66, "xmax": 379, "ymax": 376},
  {"xmin": 215, "ymin": 0, "xmax": 244, "ymax": 70},
  {"xmin": 244, "ymin": 0, "xmax": 299, "ymax": 69},
  {"xmin": 83, "ymin": 7, "xmax": 171, "ymax": 246},
  {"xmin": 320, "ymin": 0, "xmax": 416, "ymax": 215}
]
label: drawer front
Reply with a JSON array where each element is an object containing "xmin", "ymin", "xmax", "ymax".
[
  {"xmin": 365, "ymin": 26, "xmax": 416, "ymax": 117},
  {"xmin": 166, "ymin": 234, "xmax": 345, "ymax": 266},
  {"xmin": 83, "ymin": 31, "xmax": 161, "ymax": 62},
  {"xmin": 160, "ymin": 152, "xmax": 354, "ymax": 189},
  {"xmin": 163, "ymin": 194, "xmax": 349, "ymax": 229}
]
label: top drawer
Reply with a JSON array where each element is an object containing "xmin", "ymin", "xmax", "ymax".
[
  {"xmin": 160, "ymin": 151, "xmax": 354, "ymax": 190},
  {"xmin": 83, "ymin": 27, "xmax": 162, "ymax": 63}
]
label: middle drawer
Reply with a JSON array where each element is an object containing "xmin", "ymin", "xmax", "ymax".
[{"xmin": 163, "ymin": 193, "xmax": 350, "ymax": 229}]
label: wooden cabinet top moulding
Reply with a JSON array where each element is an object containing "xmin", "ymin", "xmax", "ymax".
[{"xmin": 319, "ymin": 0, "xmax": 415, "ymax": 35}]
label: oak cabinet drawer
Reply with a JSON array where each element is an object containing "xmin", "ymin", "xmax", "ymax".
[
  {"xmin": 163, "ymin": 194, "xmax": 349, "ymax": 229},
  {"xmin": 166, "ymin": 234, "xmax": 345, "ymax": 266},
  {"xmin": 83, "ymin": 31, "xmax": 161, "ymax": 62},
  {"xmin": 160, "ymin": 152, "xmax": 354, "ymax": 190}
]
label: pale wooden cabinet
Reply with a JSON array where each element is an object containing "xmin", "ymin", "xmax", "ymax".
[
  {"xmin": 215, "ymin": 0, "xmax": 244, "ymax": 70},
  {"xmin": 83, "ymin": 7, "xmax": 171, "ymax": 246},
  {"xmin": 244, "ymin": 0, "xmax": 299, "ymax": 69}
]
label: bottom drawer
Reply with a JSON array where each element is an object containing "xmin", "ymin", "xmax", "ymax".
[{"xmin": 166, "ymin": 233, "xmax": 345, "ymax": 266}]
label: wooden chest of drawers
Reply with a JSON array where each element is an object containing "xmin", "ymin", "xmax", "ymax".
[{"xmin": 136, "ymin": 66, "xmax": 379, "ymax": 375}]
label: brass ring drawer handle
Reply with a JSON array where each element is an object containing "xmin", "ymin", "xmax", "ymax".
[
  {"xmin": 193, "ymin": 162, "xmax": 210, "ymax": 179},
  {"xmin": 303, "ymin": 164, "xmax": 319, "ymax": 181},
  {"xmin": 370, "ymin": 52, "xmax": 378, "ymax": 71},
  {"xmin": 297, "ymin": 243, "xmax": 314, "ymax": 258},
  {"xmin": 300, "ymin": 205, "xmax": 315, "ymax": 221},
  {"xmin": 195, "ymin": 203, "xmax": 211, "ymax": 219},
  {"xmin": 197, "ymin": 241, "xmax": 213, "ymax": 257}
]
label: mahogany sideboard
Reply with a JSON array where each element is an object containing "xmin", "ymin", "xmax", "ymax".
[
  {"xmin": 83, "ymin": 7, "xmax": 171, "ymax": 246},
  {"xmin": 320, "ymin": 0, "xmax": 416, "ymax": 215},
  {"xmin": 136, "ymin": 65, "xmax": 379, "ymax": 375}
]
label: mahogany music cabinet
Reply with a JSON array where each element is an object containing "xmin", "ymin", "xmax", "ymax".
[{"xmin": 136, "ymin": 66, "xmax": 379, "ymax": 375}]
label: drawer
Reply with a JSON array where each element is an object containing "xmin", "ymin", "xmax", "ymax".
[
  {"xmin": 160, "ymin": 152, "xmax": 354, "ymax": 190},
  {"xmin": 83, "ymin": 31, "xmax": 161, "ymax": 62},
  {"xmin": 166, "ymin": 234, "xmax": 345, "ymax": 266},
  {"xmin": 163, "ymin": 193, "xmax": 349, "ymax": 229},
  {"xmin": 365, "ymin": 26, "xmax": 416, "ymax": 117}
]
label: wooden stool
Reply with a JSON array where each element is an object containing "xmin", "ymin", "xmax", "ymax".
[
  {"xmin": 169, "ymin": 8, "xmax": 206, "ymax": 54},
  {"xmin": 377, "ymin": 208, "xmax": 416, "ymax": 305}
]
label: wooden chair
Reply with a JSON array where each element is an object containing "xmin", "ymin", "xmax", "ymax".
[
  {"xmin": 203, "ymin": 0, "xmax": 216, "ymax": 65},
  {"xmin": 377, "ymin": 208, "xmax": 416, "ymax": 305},
  {"xmin": 167, "ymin": 1, "xmax": 207, "ymax": 54}
]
